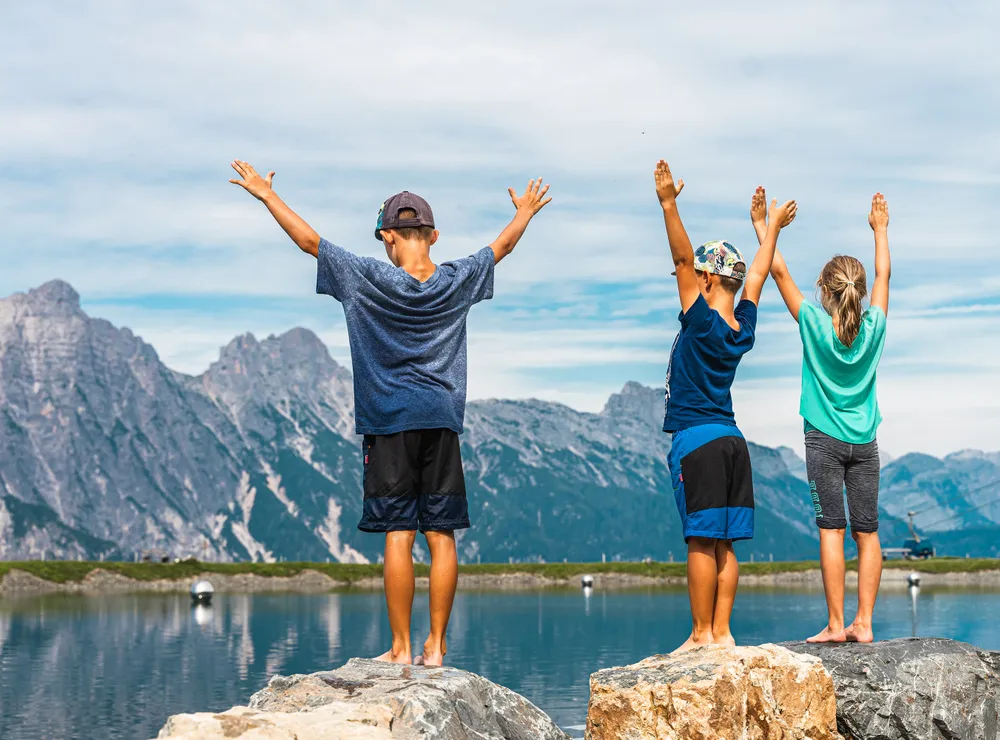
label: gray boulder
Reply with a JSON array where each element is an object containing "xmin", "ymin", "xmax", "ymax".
[
  {"xmin": 157, "ymin": 657, "xmax": 569, "ymax": 739},
  {"xmin": 786, "ymin": 637, "xmax": 1000, "ymax": 739}
]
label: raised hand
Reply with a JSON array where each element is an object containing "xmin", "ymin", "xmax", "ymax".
[
  {"xmin": 509, "ymin": 178, "xmax": 552, "ymax": 217},
  {"xmin": 750, "ymin": 186, "xmax": 767, "ymax": 227},
  {"xmin": 654, "ymin": 160, "xmax": 684, "ymax": 206},
  {"xmin": 869, "ymin": 192, "xmax": 889, "ymax": 231},
  {"xmin": 768, "ymin": 198, "xmax": 798, "ymax": 230},
  {"xmin": 229, "ymin": 160, "xmax": 276, "ymax": 202}
]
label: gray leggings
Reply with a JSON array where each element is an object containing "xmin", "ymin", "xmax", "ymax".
[{"xmin": 804, "ymin": 429, "xmax": 880, "ymax": 533}]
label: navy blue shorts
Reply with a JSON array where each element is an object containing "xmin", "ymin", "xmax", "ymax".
[
  {"xmin": 358, "ymin": 429, "xmax": 469, "ymax": 533},
  {"xmin": 668, "ymin": 424, "xmax": 754, "ymax": 542}
]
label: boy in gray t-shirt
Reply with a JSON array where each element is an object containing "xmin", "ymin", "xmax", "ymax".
[{"xmin": 230, "ymin": 160, "xmax": 551, "ymax": 666}]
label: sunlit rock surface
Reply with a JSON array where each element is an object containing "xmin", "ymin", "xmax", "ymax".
[
  {"xmin": 586, "ymin": 644, "xmax": 839, "ymax": 740},
  {"xmin": 157, "ymin": 657, "xmax": 569, "ymax": 740}
]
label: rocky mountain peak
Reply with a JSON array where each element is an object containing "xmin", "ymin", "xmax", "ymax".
[
  {"xmin": 28, "ymin": 280, "xmax": 82, "ymax": 310},
  {"xmin": 0, "ymin": 280, "xmax": 83, "ymax": 322},
  {"xmin": 600, "ymin": 381, "xmax": 664, "ymax": 431}
]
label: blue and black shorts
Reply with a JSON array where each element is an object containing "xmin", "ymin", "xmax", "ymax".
[
  {"xmin": 358, "ymin": 428, "xmax": 470, "ymax": 533},
  {"xmin": 668, "ymin": 423, "xmax": 754, "ymax": 542}
]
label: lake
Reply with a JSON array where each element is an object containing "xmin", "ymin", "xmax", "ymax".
[{"xmin": 1, "ymin": 584, "xmax": 998, "ymax": 739}]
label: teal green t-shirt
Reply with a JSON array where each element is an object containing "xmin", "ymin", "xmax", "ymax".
[{"xmin": 798, "ymin": 302, "xmax": 886, "ymax": 444}]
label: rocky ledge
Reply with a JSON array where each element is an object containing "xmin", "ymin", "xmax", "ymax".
[
  {"xmin": 587, "ymin": 643, "xmax": 839, "ymax": 739},
  {"xmin": 156, "ymin": 657, "xmax": 569, "ymax": 740},
  {"xmin": 587, "ymin": 638, "xmax": 1000, "ymax": 740},
  {"xmin": 787, "ymin": 637, "xmax": 1000, "ymax": 740}
]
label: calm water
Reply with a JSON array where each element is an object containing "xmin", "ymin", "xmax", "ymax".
[{"xmin": 1, "ymin": 585, "xmax": 998, "ymax": 739}]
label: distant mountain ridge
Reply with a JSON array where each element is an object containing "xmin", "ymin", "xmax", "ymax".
[{"xmin": 1, "ymin": 281, "xmax": 998, "ymax": 562}]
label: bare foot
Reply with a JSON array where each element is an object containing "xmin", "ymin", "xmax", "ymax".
[
  {"xmin": 845, "ymin": 623, "xmax": 874, "ymax": 643},
  {"xmin": 671, "ymin": 633, "xmax": 714, "ymax": 654},
  {"xmin": 712, "ymin": 633, "xmax": 736, "ymax": 647},
  {"xmin": 420, "ymin": 638, "xmax": 447, "ymax": 667},
  {"xmin": 806, "ymin": 626, "xmax": 847, "ymax": 643},
  {"xmin": 374, "ymin": 649, "xmax": 412, "ymax": 664}
]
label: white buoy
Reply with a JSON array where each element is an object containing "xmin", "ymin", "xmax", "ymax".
[
  {"xmin": 581, "ymin": 574, "xmax": 595, "ymax": 589},
  {"xmin": 907, "ymin": 572, "xmax": 921, "ymax": 587},
  {"xmin": 190, "ymin": 579, "xmax": 215, "ymax": 604}
]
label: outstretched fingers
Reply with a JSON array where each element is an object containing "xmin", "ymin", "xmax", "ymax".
[
  {"xmin": 750, "ymin": 186, "xmax": 766, "ymax": 222},
  {"xmin": 869, "ymin": 192, "xmax": 889, "ymax": 229}
]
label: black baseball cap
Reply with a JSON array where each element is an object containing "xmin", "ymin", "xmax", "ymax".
[{"xmin": 374, "ymin": 191, "xmax": 435, "ymax": 241}]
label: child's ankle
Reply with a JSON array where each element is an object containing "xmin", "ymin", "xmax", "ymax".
[
  {"xmin": 423, "ymin": 634, "xmax": 447, "ymax": 654},
  {"xmin": 691, "ymin": 627, "xmax": 714, "ymax": 643}
]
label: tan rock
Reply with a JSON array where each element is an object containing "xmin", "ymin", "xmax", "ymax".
[{"xmin": 586, "ymin": 643, "xmax": 840, "ymax": 740}]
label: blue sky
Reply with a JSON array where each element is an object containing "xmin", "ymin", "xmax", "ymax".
[{"xmin": 2, "ymin": 1, "xmax": 999, "ymax": 456}]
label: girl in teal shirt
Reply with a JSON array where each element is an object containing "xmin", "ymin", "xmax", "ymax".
[{"xmin": 752, "ymin": 188, "xmax": 891, "ymax": 644}]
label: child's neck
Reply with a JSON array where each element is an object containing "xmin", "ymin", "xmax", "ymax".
[
  {"xmin": 705, "ymin": 292, "xmax": 739, "ymax": 330},
  {"xmin": 394, "ymin": 245, "xmax": 437, "ymax": 282}
]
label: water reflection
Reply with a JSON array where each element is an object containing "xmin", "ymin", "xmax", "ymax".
[
  {"xmin": 0, "ymin": 585, "xmax": 999, "ymax": 739},
  {"xmin": 192, "ymin": 604, "xmax": 214, "ymax": 628}
]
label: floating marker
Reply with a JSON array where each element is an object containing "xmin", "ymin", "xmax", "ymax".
[{"xmin": 190, "ymin": 579, "xmax": 215, "ymax": 605}]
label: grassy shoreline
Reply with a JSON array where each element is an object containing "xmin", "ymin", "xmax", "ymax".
[{"xmin": 1, "ymin": 557, "xmax": 999, "ymax": 585}]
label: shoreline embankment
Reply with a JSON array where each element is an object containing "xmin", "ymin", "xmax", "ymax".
[{"xmin": 3, "ymin": 558, "xmax": 1000, "ymax": 596}]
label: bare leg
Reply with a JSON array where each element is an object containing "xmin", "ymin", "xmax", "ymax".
[
  {"xmin": 421, "ymin": 530, "xmax": 458, "ymax": 666},
  {"xmin": 712, "ymin": 540, "xmax": 738, "ymax": 646},
  {"xmin": 846, "ymin": 530, "xmax": 882, "ymax": 642},
  {"xmin": 673, "ymin": 537, "xmax": 717, "ymax": 653},
  {"xmin": 807, "ymin": 528, "xmax": 847, "ymax": 643},
  {"xmin": 376, "ymin": 530, "xmax": 416, "ymax": 664}
]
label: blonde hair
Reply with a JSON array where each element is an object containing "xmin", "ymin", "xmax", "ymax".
[{"xmin": 818, "ymin": 255, "xmax": 867, "ymax": 347}]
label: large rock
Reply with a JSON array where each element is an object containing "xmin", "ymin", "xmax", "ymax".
[
  {"xmin": 586, "ymin": 644, "xmax": 839, "ymax": 739},
  {"xmin": 156, "ymin": 657, "xmax": 569, "ymax": 740},
  {"xmin": 786, "ymin": 637, "xmax": 1000, "ymax": 740}
]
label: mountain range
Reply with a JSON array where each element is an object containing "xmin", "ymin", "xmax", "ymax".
[{"xmin": 1, "ymin": 281, "xmax": 998, "ymax": 563}]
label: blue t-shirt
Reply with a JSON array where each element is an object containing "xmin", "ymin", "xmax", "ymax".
[
  {"xmin": 663, "ymin": 295, "xmax": 757, "ymax": 433},
  {"xmin": 316, "ymin": 239, "xmax": 495, "ymax": 435}
]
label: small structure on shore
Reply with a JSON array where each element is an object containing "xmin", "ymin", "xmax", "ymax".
[{"xmin": 190, "ymin": 579, "xmax": 214, "ymax": 605}]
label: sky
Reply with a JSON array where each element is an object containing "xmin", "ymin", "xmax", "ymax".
[{"xmin": 2, "ymin": 1, "xmax": 999, "ymax": 457}]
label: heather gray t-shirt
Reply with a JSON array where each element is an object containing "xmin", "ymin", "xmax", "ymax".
[{"xmin": 316, "ymin": 238, "xmax": 494, "ymax": 435}]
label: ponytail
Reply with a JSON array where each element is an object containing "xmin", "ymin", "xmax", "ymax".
[{"xmin": 818, "ymin": 256, "xmax": 868, "ymax": 347}]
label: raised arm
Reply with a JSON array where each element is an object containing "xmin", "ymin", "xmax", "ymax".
[
  {"xmin": 742, "ymin": 191, "xmax": 797, "ymax": 306},
  {"xmin": 489, "ymin": 178, "xmax": 552, "ymax": 264},
  {"xmin": 230, "ymin": 160, "xmax": 320, "ymax": 257},
  {"xmin": 751, "ymin": 186, "xmax": 803, "ymax": 320},
  {"xmin": 654, "ymin": 160, "xmax": 700, "ymax": 313},
  {"xmin": 868, "ymin": 193, "xmax": 891, "ymax": 315}
]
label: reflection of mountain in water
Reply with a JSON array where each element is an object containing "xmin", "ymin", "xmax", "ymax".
[
  {"xmin": 3, "ymin": 588, "xmax": 1000, "ymax": 738},
  {"xmin": 1, "ymin": 281, "xmax": 998, "ymax": 562},
  {"xmin": 0, "ymin": 594, "xmax": 349, "ymax": 739}
]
